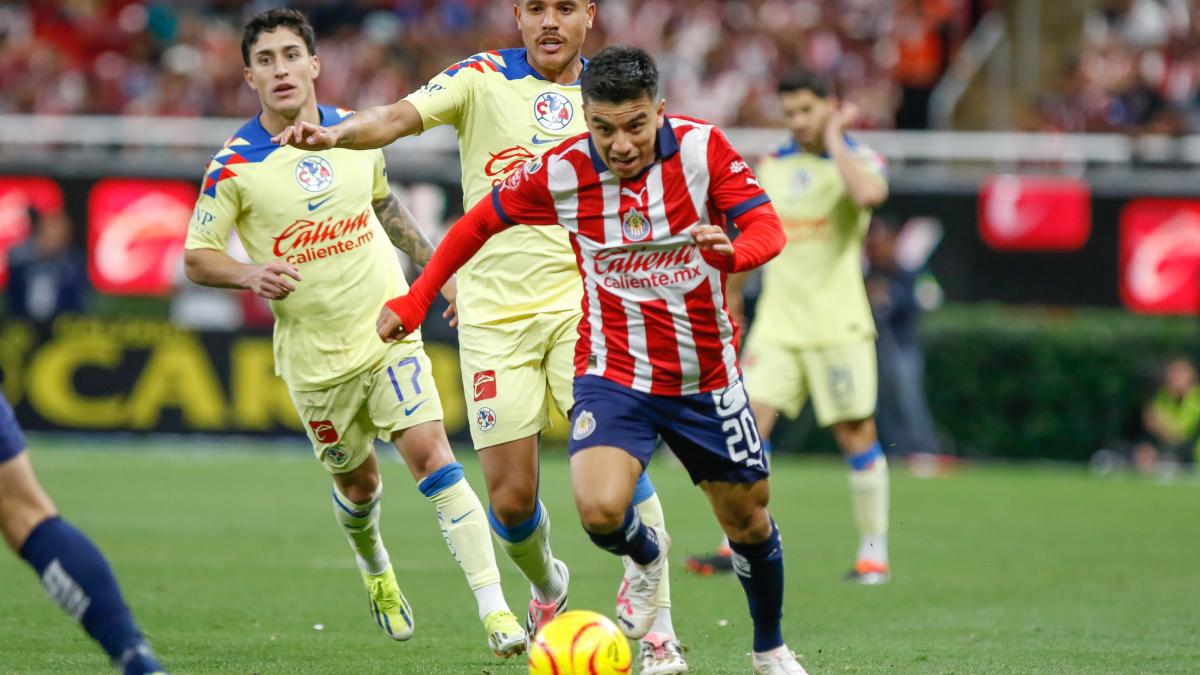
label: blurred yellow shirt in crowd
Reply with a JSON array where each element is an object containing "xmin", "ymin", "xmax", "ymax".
[
  {"xmin": 403, "ymin": 48, "xmax": 585, "ymax": 325},
  {"xmin": 185, "ymin": 105, "xmax": 414, "ymax": 391},
  {"xmin": 751, "ymin": 137, "xmax": 887, "ymax": 347}
]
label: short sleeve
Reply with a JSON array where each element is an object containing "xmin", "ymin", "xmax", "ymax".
[
  {"xmin": 185, "ymin": 161, "xmax": 239, "ymax": 251},
  {"xmin": 706, "ymin": 127, "xmax": 771, "ymax": 220},
  {"xmin": 402, "ymin": 58, "xmax": 478, "ymax": 131},
  {"xmin": 491, "ymin": 155, "xmax": 559, "ymax": 226},
  {"xmin": 371, "ymin": 150, "xmax": 390, "ymax": 201}
]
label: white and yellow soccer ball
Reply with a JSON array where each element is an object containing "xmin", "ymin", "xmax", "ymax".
[{"xmin": 528, "ymin": 610, "xmax": 633, "ymax": 675}]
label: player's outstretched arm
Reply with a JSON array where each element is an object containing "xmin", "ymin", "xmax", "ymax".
[
  {"xmin": 372, "ymin": 192, "xmax": 435, "ymax": 265},
  {"xmin": 377, "ymin": 196, "xmax": 512, "ymax": 342},
  {"xmin": 183, "ymin": 248, "xmax": 302, "ymax": 301},
  {"xmin": 273, "ymin": 100, "xmax": 424, "ymax": 151},
  {"xmin": 824, "ymin": 103, "xmax": 888, "ymax": 209},
  {"xmin": 372, "ymin": 191, "xmax": 459, "ymax": 326}
]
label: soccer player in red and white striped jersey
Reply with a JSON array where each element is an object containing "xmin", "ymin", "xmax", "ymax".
[{"xmin": 380, "ymin": 47, "xmax": 806, "ymax": 674}]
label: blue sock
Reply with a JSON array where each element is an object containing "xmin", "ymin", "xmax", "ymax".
[
  {"xmin": 846, "ymin": 441, "xmax": 883, "ymax": 471},
  {"xmin": 631, "ymin": 472, "xmax": 656, "ymax": 506},
  {"xmin": 585, "ymin": 506, "xmax": 660, "ymax": 565},
  {"xmin": 729, "ymin": 520, "xmax": 785, "ymax": 653},
  {"xmin": 19, "ymin": 517, "xmax": 163, "ymax": 674}
]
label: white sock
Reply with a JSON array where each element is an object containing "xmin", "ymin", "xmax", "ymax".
[
  {"xmin": 473, "ymin": 583, "xmax": 509, "ymax": 622},
  {"xmin": 857, "ymin": 534, "xmax": 888, "ymax": 566},
  {"xmin": 648, "ymin": 607, "xmax": 676, "ymax": 638},
  {"xmin": 420, "ymin": 466, "xmax": 507, "ymax": 618},
  {"xmin": 635, "ymin": 493, "xmax": 672, "ymax": 609},
  {"xmin": 847, "ymin": 451, "xmax": 889, "ymax": 565},
  {"xmin": 492, "ymin": 501, "xmax": 565, "ymax": 603},
  {"xmin": 332, "ymin": 484, "xmax": 390, "ymax": 575}
]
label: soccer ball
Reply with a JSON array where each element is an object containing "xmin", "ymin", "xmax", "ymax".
[{"xmin": 528, "ymin": 610, "xmax": 633, "ymax": 675}]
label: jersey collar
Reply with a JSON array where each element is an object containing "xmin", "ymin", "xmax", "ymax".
[{"xmin": 518, "ymin": 48, "xmax": 589, "ymax": 85}]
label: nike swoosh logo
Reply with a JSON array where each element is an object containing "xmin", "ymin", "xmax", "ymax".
[
  {"xmin": 403, "ymin": 400, "xmax": 427, "ymax": 416},
  {"xmin": 307, "ymin": 195, "xmax": 333, "ymax": 211},
  {"xmin": 531, "ymin": 134, "xmax": 561, "ymax": 145},
  {"xmin": 450, "ymin": 509, "xmax": 475, "ymax": 524}
]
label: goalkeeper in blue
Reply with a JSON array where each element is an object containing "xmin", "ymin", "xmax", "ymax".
[{"xmin": 0, "ymin": 392, "xmax": 165, "ymax": 674}]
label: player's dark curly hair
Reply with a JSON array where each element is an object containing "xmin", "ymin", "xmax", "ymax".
[
  {"xmin": 581, "ymin": 46, "xmax": 659, "ymax": 104},
  {"xmin": 778, "ymin": 71, "xmax": 835, "ymax": 98},
  {"xmin": 241, "ymin": 8, "xmax": 317, "ymax": 66}
]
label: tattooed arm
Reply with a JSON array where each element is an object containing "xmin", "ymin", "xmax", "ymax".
[
  {"xmin": 372, "ymin": 191, "xmax": 436, "ymax": 265},
  {"xmin": 372, "ymin": 190, "xmax": 459, "ymax": 326}
]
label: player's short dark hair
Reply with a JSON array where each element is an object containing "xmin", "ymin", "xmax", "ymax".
[
  {"xmin": 778, "ymin": 71, "xmax": 835, "ymax": 98},
  {"xmin": 241, "ymin": 8, "xmax": 317, "ymax": 66},
  {"xmin": 581, "ymin": 46, "xmax": 659, "ymax": 105}
]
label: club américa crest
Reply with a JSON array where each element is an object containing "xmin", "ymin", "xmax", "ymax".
[
  {"xmin": 622, "ymin": 208, "xmax": 652, "ymax": 242},
  {"xmin": 533, "ymin": 91, "xmax": 573, "ymax": 131},
  {"xmin": 295, "ymin": 155, "xmax": 334, "ymax": 192}
]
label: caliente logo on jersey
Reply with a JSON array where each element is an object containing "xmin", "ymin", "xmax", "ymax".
[
  {"xmin": 533, "ymin": 92, "xmax": 573, "ymax": 132},
  {"xmin": 295, "ymin": 155, "xmax": 334, "ymax": 193}
]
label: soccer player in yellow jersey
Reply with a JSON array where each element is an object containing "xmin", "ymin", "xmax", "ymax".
[
  {"xmin": 182, "ymin": 9, "xmax": 527, "ymax": 656},
  {"xmin": 274, "ymin": 3, "xmax": 686, "ymax": 672},
  {"xmin": 687, "ymin": 72, "xmax": 893, "ymax": 585}
]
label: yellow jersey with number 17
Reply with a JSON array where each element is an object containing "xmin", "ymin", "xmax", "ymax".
[
  {"xmin": 403, "ymin": 48, "xmax": 585, "ymax": 325},
  {"xmin": 751, "ymin": 137, "xmax": 887, "ymax": 348},
  {"xmin": 185, "ymin": 105, "xmax": 416, "ymax": 392}
]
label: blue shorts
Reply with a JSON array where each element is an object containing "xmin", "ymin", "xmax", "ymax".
[
  {"xmin": 0, "ymin": 392, "xmax": 26, "ymax": 463},
  {"xmin": 568, "ymin": 375, "xmax": 769, "ymax": 485}
]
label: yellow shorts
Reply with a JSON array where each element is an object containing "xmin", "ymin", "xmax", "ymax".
[
  {"xmin": 289, "ymin": 340, "xmax": 444, "ymax": 474},
  {"xmin": 458, "ymin": 310, "xmax": 580, "ymax": 449},
  {"xmin": 742, "ymin": 333, "xmax": 877, "ymax": 427}
]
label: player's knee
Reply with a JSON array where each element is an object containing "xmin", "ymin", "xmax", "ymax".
[
  {"xmin": 722, "ymin": 507, "xmax": 772, "ymax": 544},
  {"xmin": 575, "ymin": 496, "xmax": 625, "ymax": 534},
  {"xmin": 489, "ymin": 486, "xmax": 538, "ymax": 527},
  {"xmin": 0, "ymin": 483, "xmax": 56, "ymax": 551},
  {"xmin": 334, "ymin": 471, "xmax": 380, "ymax": 504},
  {"xmin": 406, "ymin": 448, "xmax": 455, "ymax": 481}
]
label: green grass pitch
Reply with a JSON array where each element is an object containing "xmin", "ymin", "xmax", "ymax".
[{"xmin": 1, "ymin": 440, "xmax": 1197, "ymax": 673}]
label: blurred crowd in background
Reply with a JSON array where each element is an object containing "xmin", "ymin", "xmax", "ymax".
[
  {"xmin": 5, "ymin": 0, "xmax": 985, "ymax": 130},
  {"xmin": 9, "ymin": 0, "xmax": 1200, "ymax": 134},
  {"xmin": 1033, "ymin": 0, "xmax": 1200, "ymax": 134}
]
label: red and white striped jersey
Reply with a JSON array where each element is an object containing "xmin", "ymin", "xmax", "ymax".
[{"xmin": 492, "ymin": 115, "xmax": 772, "ymax": 396}]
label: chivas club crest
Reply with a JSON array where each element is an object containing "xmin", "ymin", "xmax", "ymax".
[{"xmin": 622, "ymin": 208, "xmax": 651, "ymax": 242}]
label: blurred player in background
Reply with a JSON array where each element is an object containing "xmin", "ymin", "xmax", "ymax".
[
  {"xmin": 0, "ymin": 393, "xmax": 165, "ymax": 674},
  {"xmin": 183, "ymin": 9, "xmax": 525, "ymax": 656},
  {"xmin": 274, "ymin": 3, "xmax": 686, "ymax": 671},
  {"xmin": 687, "ymin": 72, "xmax": 893, "ymax": 585},
  {"xmin": 378, "ymin": 46, "xmax": 807, "ymax": 675}
]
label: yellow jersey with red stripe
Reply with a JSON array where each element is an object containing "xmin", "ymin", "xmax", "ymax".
[
  {"xmin": 185, "ymin": 105, "xmax": 416, "ymax": 391},
  {"xmin": 403, "ymin": 48, "xmax": 585, "ymax": 324}
]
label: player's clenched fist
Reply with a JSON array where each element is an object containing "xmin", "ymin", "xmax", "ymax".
[
  {"xmin": 246, "ymin": 261, "xmax": 302, "ymax": 300},
  {"xmin": 691, "ymin": 224, "xmax": 735, "ymax": 271},
  {"xmin": 377, "ymin": 303, "xmax": 407, "ymax": 342},
  {"xmin": 271, "ymin": 120, "xmax": 338, "ymax": 150}
]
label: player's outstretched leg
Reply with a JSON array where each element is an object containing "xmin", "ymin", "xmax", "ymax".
[
  {"xmin": 630, "ymin": 474, "xmax": 688, "ymax": 674},
  {"xmin": 479, "ymin": 437, "xmax": 568, "ymax": 636},
  {"xmin": 702, "ymin": 479, "xmax": 806, "ymax": 675},
  {"xmin": 396, "ymin": 423, "xmax": 525, "ymax": 657},
  {"xmin": 1, "ymin": 453, "xmax": 165, "ymax": 675},
  {"xmin": 835, "ymin": 418, "xmax": 890, "ymax": 584},
  {"xmin": 331, "ymin": 455, "xmax": 414, "ymax": 642}
]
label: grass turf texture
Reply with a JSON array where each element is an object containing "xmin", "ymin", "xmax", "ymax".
[{"xmin": 1, "ymin": 440, "xmax": 1197, "ymax": 674}]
